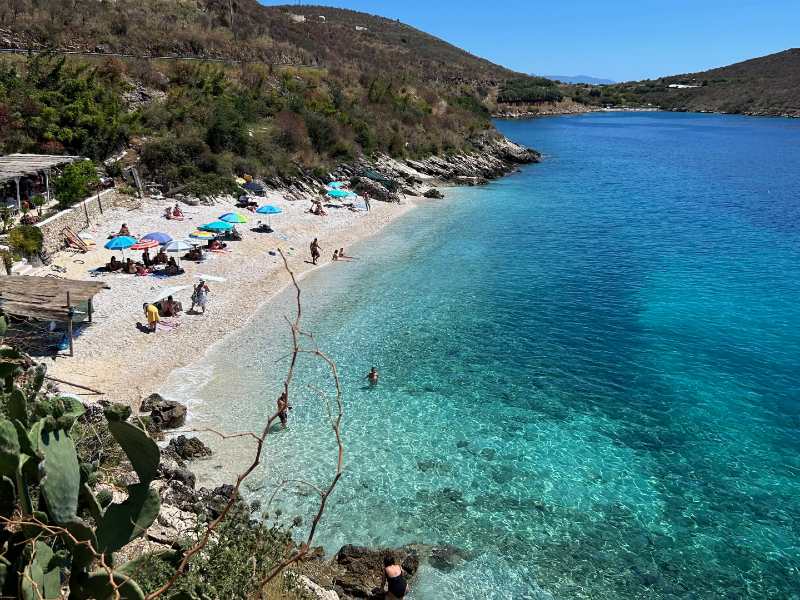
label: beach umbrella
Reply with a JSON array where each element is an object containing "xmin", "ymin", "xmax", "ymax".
[
  {"xmin": 165, "ymin": 240, "xmax": 193, "ymax": 253},
  {"xmin": 326, "ymin": 189, "xmax": 352, "ymax": 199},
  {"xmin": 104, "ymin": 236, "xmax": 137, "ymax": 250},
  {"xmin": 329, "ymin": 181, "xmax": 345, "ymax": 189},
  {"xmin": 189, "ymin": 230, "xmax": 216, "ymax": 240},
  {"xmin": 200, "ymin": 221, "xmax": 234, "ymax": 232},
  {"xmin": 104, "ymin": 235, "xmax": 137, "ymax": 259},
  {"xmin": 131, "ymin": 239, "xmax": 159, "ymax": 251},
  {"xmin": 219, "ymin": 212, "xmax": 248, "ymax": 224},
  {"xmin": 256, "ymin": 204, "xmax": 283, "ymax": 228},
  {"xmin": 141, "ymin": 232, "xmax": 172, "ymax": 245}
]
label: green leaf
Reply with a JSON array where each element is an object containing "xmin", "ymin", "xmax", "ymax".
[
  {"xmin": 0, "ymin": 475, "xmax": 15, "ymax": 517},
  {"xmin": 96, "ymin": 483, "xmax": 160, "ymax": 554},
  {"xmin": 0, "ymin": 418, "xmax": 20, "ymax": 479},
  {"xmin": 116, "ymin": 549, "xmax": 179, "ymax": 577},
  {"xmin": 20, "ymin": 541, "xmax": 61, "ymax": 600},
  {"xmin": 63, "ymin": 518, "xmax": 98, "ymax": 571},
  {"xmin": 107, "ymin": 420, "xmax": 160, "ymax": 484},
  {"xmin": 39, "ymin": 427, "xmax": 80, "ymax": 524},
  {"xmin": 75, "ymin": 570, "xmax": 145, "ymax": 600},
  {"xmin": 15, "ymin": 420, "xmax": 35, "ymax": 456},
  {"xmin": 6, "ymin": 388, "xmax": 27, "ymax": 426}
]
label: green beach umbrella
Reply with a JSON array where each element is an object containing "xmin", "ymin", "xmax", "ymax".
[{"xmin": 219, "ymin": 212, "xmax": 248, "ymax": 224}]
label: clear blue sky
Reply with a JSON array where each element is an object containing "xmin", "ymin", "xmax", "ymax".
[{"xmin": 258, "ymin": 1, "xmax": 800, "ymax": 81}]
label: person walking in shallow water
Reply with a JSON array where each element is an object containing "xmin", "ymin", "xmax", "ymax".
[
  {"xmin": 276, "ymin": 390, "xmax": 290, "ymax": 429},
  {"xmin": 367, "ymin": 367, "xmax": 379, "ymax": 386},
  {"xmin": 310, "ymin": 238, "xmax": 322, "ymax": 265}
]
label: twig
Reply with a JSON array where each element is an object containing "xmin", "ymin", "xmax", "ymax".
[{"xmin": 43, "ymin": 375, "xmax": 103, "ymax": 395}]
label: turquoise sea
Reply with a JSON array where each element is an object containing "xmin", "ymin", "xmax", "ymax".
[{"xmin": 163, "ymin": 112, "xmax": 800, "ymax": 599}]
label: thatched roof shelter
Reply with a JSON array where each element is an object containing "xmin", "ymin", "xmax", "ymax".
[{"xmin": 0, "ymin": 276, "xmax": 109, "ymax": 354}]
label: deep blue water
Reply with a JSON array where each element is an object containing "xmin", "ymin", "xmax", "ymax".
[{"xmin": 165, "ymin": 112, "xmax": 800, "ymax": 599}]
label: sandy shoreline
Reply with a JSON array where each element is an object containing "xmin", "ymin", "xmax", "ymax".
[{"xmin": 41, "ymin": 192, "xmax": 421, "ymax": 408}]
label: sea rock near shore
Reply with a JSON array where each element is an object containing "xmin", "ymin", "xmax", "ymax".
[
  {"xmin": 423, "ymin": 188, "xmax": 445, "ymax": 199},
  {"xmin": 351, "ymin": 176, "xmax": 398, "ymax": 202},
  {"xmin": 333, "ymin": 545, "xmax": 420, "ymax": 599},
  {"xmin": 167, "ymin": 435, "xmax": 212, "ymax": 460},
  {"xmin": 148, "ymin": 399, "xmax": 187, "ymax": 430}
]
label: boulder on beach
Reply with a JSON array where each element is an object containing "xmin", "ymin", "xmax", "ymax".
[
  {"xmin": 423, "ymin": 187, "xmax": 445, "ymax": 199},
  {"xmin": 167, "ymin": 435, "xmax": 212, "ymax": 460},
  {"xmin": 144, "ymin": 397, "xmax": 187, "ymax": 430}
]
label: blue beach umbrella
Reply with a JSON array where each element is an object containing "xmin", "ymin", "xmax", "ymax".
[
  {"xmin": 104, "ymin": 235, "xmax": 137, "ymax": 260},
  {"xmin": 141, "ymin": 232, "xmax": 172, "ymax": 245},
  {"xmin": 326, "ymin": 189, "xmax": 352, "ymax": 199},
  {"xmin": 255, "ymin": 204, "xmax": 283, "ymax": 228},
  {"xmin": 328, "ymin": 181, "xmax": 345, "ymax": 189},
  {"xmin": 200, "ymin": 221, "xmax": 234, "ymax": 232},
  {"xmin": 104, "ymin": 236, "xmax": 137, "ymax": 250},
  {"xmin": 219, "ymin": 212, "xmax": 248, "ymax": 224}
]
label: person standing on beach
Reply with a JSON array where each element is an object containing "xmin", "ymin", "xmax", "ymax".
[
  {"xmin": 277, "ymin": 390, "xmax": 290, "ymax": 429},
  {"xmin": 367, "ymin": 367, "xmax": 379, "ymax": 386},
  {"xmin": 144, "ymin": 303, "xmax": 159, "ymax": 332},
  {"xmin": 191, "ymin": 280, "xmax": 210, "ymax": 314},
  {"xmin": 310, "ymin": 238, "xmax": 322, "ymax": 264},
  {"xmin": 364, "ymin": 192, "xmax": 371, "ymax": 212}
]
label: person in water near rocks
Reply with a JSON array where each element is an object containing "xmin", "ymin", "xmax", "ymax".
[
  {"xmin": 310, "ymin": 238, "xmax": 322, "ymax": 264},
  {"xmin": 332, "ymin": 249, "xmax": 339, "ymax": 261},
  {"xmin": 276, "ymin": 391, "xmax": 291, "ymax": 429},
  {"xmin": 381, "ymin": 554, "xmax": 408, "ymax": 599},
  {"xmin": 367, "ymin": 367, "xmax": 379, "ymax": 385}
]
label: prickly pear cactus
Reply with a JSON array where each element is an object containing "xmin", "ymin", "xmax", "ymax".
[{"xmin": 0, "ymin": 347, "xmax": 164, "ymax": 599}]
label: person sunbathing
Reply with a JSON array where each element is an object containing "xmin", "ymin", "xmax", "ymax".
[
  {"xmin": 164, "ymin": 257, "xmax": 183, "ymax": 275},
  {"xmin": 135, "ymin": 263, "xmax": 150, "ymax": 276},
  {"xmin": 172, "ymin": 204, "xmax": 184, "ymax": 218},
  {"xmin": 161, "ymin": 295, "xmax": 181, "ymax": 317},
  {"xmin": 182, "ymin": 247, "xmax": 200, "ymax": 261},
  {"xmin": 208, "ymin": 239, "xmax": 227, "ymax": 251},
  {"xmin": 124, "ymin": 258, "xmax": 137, "ymax": 274},
  {"xmin": 106, "ymin": 256, "xmax": 122, "ymax": 271},
  {"xmin": 255, "ymin": 221, "xmax": 272, "ymax": 233},
  {"xmin": 225, "ymin": 227, "xmax": 242, "ymax": 241},
  {"xmin": 142, "ymin": 249, "xmax": 153, "ymax": 267},
  {"xmin": 118, "ymin": 223, "xmax": 131, "ymax": 237},
  {"xmin": 153, "ymin": 248, "xmax": 168, "ymax": 264}
]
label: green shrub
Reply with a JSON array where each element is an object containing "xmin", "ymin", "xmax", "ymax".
[
  {"xmin": 8, "ymin": 224, "xmax": 43, "ymax": 255},
  {"xmin": 53, "ymin": 160, "xmax": 99, "ymax": 208}
]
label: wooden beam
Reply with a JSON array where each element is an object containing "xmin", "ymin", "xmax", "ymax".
[{"xmin": 66, "ymin": 291, "xmax": 73, "ymax": 357}]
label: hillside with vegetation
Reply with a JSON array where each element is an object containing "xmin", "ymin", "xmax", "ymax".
[
  {"xmin": 0, "ymin": 1, "xmax": 549, "ymax": 195},
  {"xmin": 571, "ymin": 49, "xmax": 800, "ymax": 117}
]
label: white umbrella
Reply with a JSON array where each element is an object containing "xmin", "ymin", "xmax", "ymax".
[{"xmin": 165, "ymin": 240, "xmax": 193, "ymax": 253}]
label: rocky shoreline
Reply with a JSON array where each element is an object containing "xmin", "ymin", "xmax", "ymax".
[{"xmin": 236, "ymin": 132, "xmax": 540, "ymax": 206}]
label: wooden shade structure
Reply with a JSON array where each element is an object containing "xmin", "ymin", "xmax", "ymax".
[{"xmin": 0, "ymin": 276, "xmax": 109, "ymax": 355}]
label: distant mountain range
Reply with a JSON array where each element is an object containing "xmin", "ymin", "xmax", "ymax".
[{"xmin": 543, "ymin": 75, "xmax": 615, "ymax": 85}]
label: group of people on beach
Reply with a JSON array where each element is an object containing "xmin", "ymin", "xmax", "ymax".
[
  {"xmin": 140, "ymin": 280, "xmax": 209, "ymax": 333},
  {"xmin": 309, "ymin": 238, "xmax": 357, "ymax": 265}
]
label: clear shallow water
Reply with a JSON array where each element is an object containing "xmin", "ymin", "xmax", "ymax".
[{"xmin": 163, "ymin": 112, "xmax": 800, "ymax": 599}]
